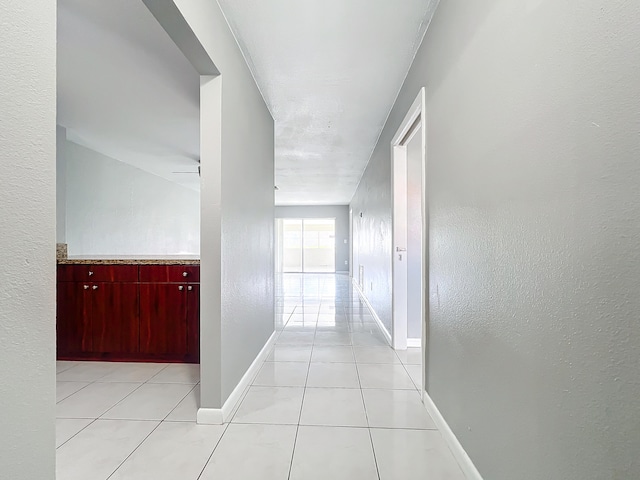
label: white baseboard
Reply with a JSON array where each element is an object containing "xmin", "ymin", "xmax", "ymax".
[
  {"xmin": 422, "ymin": 390, "xmax": 483, "ymax": 480},
  {"xmin": 197, "ymin": 331, "xmax": 277, "ymax": 425},
  {"xmin": 196, "ymin": 407, "xmax": 223, "ymax": 425},
  {"xmin": 351, "ymin": 279, "xmax": 392, "ymax": 346},
  {"xmin": 407, "ymin": 338, "xmax": 421, "ymax": 348}
]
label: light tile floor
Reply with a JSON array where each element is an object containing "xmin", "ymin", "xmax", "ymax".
[{"xmin": 56, "ymin": 273, "xmax": 465, "ymax": 479}]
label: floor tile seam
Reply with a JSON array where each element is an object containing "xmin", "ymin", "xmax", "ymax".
[
  {"xmin": 351, "ymin": 293, "xmax": 382, "ymax": 479},
  {"xmin": 95, "ymin": 381, "xmax": 149, "ymax": 420},
  {"xmin": 196, "ymin": 422, "xmax": 232, "ymax": 480},
  {"xmin": 162, "ymin": 383, "xmax": 199, "ymax": 423},
  {"xmin": 143, "ymin": 362, "xmax": 173, "ymax": 384},
  {"xmin": 287, "ymin": 288, "xmax": 324, "ymax": 478},
  {"xmin": 55, "ymin": 364, "xmax": 77, "ymax": 375},
  {"xmin": 55, "ymin": 381, "xmax": 94, "ymax": 404},
  {"xmin": 104, "ymin": 419, "xmax": 164, "ymax": 480},
  {"xmin": 396, "ymin": 356, "xmax": 422, "ymax": 392},
  {"xmin": 231, "ymin": 421, "xmax": 378, "ymax": 429},
  {"xmin": 226, "ymin": 382, "xmax": 254, "ymax": 423},
  {"xmin": 55, "ymin": 417, "xmax": 99, "ymax": 450},
  {"xmin": 132, "ymin": 380, "xmax": 199, "ymax": 386}
]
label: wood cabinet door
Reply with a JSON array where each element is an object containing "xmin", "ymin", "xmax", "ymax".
[
  {"xmin": 139, "ymin": 283, "xmax": 187, "ymax": 355},
  {"xmin": 186, "ymin": 284, "xmax": 200, "ymax": 361},
  {"xmin": 91, "ymin": 283, "xmax": 139, "ymax": 354},
  {"xmin": 57, "ymin": 282, "xmax": 91, "ymax": 355}
]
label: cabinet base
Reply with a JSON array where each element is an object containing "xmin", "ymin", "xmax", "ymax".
[{"xmin": 57, "ymin": 352, "xmax": 199, "ymax": 364}]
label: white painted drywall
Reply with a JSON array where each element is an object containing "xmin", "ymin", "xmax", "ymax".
[
  {"xmin": 275, "ymin": 205, "xmax": 350, "ymax": 272},
  {"xmin": 170, "ymin": 0, "xmax": 275, "ymax": 408},
  {"xmin": 406, "ymin": 130, "xmax": 422, "ymax": 340},
  {"xmin": 350, "ymin": 1, "xmax": 640, "ymax": 478},
  {"xmin": 63, "ymin": 135, "xmax": 200, "ymax": 256},
  {"xmin": 0, "ymin": 0, "xmax": 56, "ymax": 478},
  {"xmin": 57, "ymin": 126, "xmax": 68, "ymax": 243}
]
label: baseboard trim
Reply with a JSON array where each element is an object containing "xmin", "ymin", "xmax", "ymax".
[
  {"xmin": 351, "ymin": 279, "xmax": 392, "ymax": 346},
  {"xmin": 220, "ymin": 331, "xmax": 276, "ymax": 421},
  {"xmin": 407, "ymin": 338, "xmax": 421, "ymax": 348},
  {"xmin": 197, "ymin": 331, "xmax": 277, "ymax": 425},
  {"xmin": 196, "ymin": 407, "xmax": 223, "ymax": 425},
  {"xmin": 422, "ymin": 390, "xmax": 483, "ymax": 480}
]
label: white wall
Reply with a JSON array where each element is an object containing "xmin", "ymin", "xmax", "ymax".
[
  {"xmin": 406, "ymin": 130, "xmax": 422, "ymax": 340},
  {"xmin": 275, "ymin": 205, "xmax": 350, "ymax": 272},
  {"xmin": 62, "ymin": 134, "xmax": 200, "ymax": 256},
  {"xmin": 57, "ymin": 126, "xmax": 67, "ymax": 243},
  {"xmin": 169, "ymin": 0, "xmax": 275, "ymax": 409},
  {"xmin": 0, "ymin": 0, "xmax": 56, "ymax": 478},
  {"xmin": 350, "ymin": 1, "xmax": 640, "ymax": 478}
]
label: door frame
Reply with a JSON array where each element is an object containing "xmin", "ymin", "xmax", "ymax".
[
  {"xmin": 349, "ymin": 208, "xmax": 353, "ymax": 278},
  {"xmin": 391, "ymin": 88, "xmax": 428, "ymax": 395}
]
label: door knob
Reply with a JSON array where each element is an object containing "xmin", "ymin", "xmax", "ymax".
[
  {"xmin": 395, "ymin": 247, "xmax": 407, "ymax": 252},
  {"xmin": 182, "ymin": 272, "xmax": 189, "ymax": 277},
  {"xmin": 92, "ymin": 285, "xmax": 98, "ymax": 290},
  {"xmin": 187, "ymin": 286, "xmax": 193, "ymax": 291},
  {"xmin": 88, "ymin": 271, "xmax": 94, "ymax": 276},
  {"xmin": 83, "ymin": 285, "xmax": 89, "ymax": 290},
  {"xmin": 179, "ymin": 286, "xmax": 184, "ymax": 291}
]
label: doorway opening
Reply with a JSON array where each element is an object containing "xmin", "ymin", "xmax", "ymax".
[
  {"xmin": 276, "ymin": 218, "xmax": 336, "ymax": 273},
  {"xmin": 391, "ymin": 88, "xmax": 427, "ymax": 395}
]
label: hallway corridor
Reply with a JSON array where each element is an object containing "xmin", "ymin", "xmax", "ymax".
[{"xmin": 55, "ymin": 274, "xmax": 464, "ymax": 479}]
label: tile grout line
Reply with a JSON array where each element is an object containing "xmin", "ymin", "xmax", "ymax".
[
  {"xmin": 196, "ymin": 422, "xmax": 232, "ymax": 480},
  {"xmin": 353, "ymin": 297, "xmax": 383, "ymax": 480},
  {"xmin": 55, "ymin": 417, "xmax": 99, "ymax": 450},
  {"xmin": 104, "ymin": 419, "xmax": 164, "ymax": 480},
  {"xmin": 287, "ymin": 295, "xmax": 319, "ymax": 480},
  {"xmin": 160, "ymin": 382, "xmax": 199, "ymax": 423}
]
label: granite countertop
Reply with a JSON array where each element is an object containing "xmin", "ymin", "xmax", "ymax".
[{"xmin": 58, "ymin": 256, "xmax": 200, "ymax": 265}]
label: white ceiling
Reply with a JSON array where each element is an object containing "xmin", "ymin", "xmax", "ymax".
[
  {"xmin": 58, "ymin": 0, "xmax": 438, "ymax": 203},
  {"xmin": 57, "ymin": 0, "xmax": 201, "ymax": 191},
  {"xmin": 218, "ymin": 0, "xmax": 439, "ymax": 205}
]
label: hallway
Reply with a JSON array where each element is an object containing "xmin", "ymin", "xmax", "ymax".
[{"xmin": 55, "ymin": 274, "xmax": 464, "ymax": 479}]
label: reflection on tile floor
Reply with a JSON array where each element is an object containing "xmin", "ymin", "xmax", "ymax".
[{"xmin": 56, "ymin": 273, "xmax": 465, "ymax": 479}]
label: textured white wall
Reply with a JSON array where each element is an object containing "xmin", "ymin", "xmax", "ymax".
[
  {"xmin": 63, "ymin": 136, "xmax": 200, "ymax": 256},
  {"xmin": 351, "ymin": 0, "xmax": 640, "ymax": 478},
  {"xmin": 57, "ymin": 126, "xmax": 68, "ymax": 243},
  {"xmin": 173, "ymin": 0, "xmax": 275, "ymax": 408},
  {"xmin": 0, "ymin": 0, "xmax": 56, "ymax": 478}
]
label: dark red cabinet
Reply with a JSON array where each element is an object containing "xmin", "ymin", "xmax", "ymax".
[
  {"xmin": 91, "ymin": 282, "xmax": 139, "ymax": 354},
  {"xmin": 56, "ymin": 282, "xmax": 91, "ymax": 355},
  {"xmin": 139, "ymin": 265, "xmax": 200, "ymax": 283},
  {"xmin": 56, "ymin": 263, "xmax": 199, "ymax": 363},
  {"xmin": 186, "ymin": 284, "xmax": 200, "ymax": 360},
  {"xmin": 140, "ymin": 283, "xmax": 188, "ymax": 356}
]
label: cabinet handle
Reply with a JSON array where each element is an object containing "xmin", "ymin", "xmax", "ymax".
[
  {"xmin": 178, "ymin": 286, "xmax": 184, "ymax": 291},
  {"xmin": 182, "ymin": 272, "xmax": 189, "ymax": 277},
  {"xmin": 83, "ymin": 285, "xmax": 89, "ymax": 290},
  {"xmin": 92, "ymin": 285, "xmax": 98, "ymax": 290},
  {"xmin": 187, "ymin": 286, "xmax": 193, "ymax": 291},
  {"xmin": 88, "ymin": 271, "xmax": 94, "ymax": 276}
]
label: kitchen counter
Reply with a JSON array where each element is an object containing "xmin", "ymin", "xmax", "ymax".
[{"xmin": 58, "ymin": 256, "xmax": 200, "ymax": 265}]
